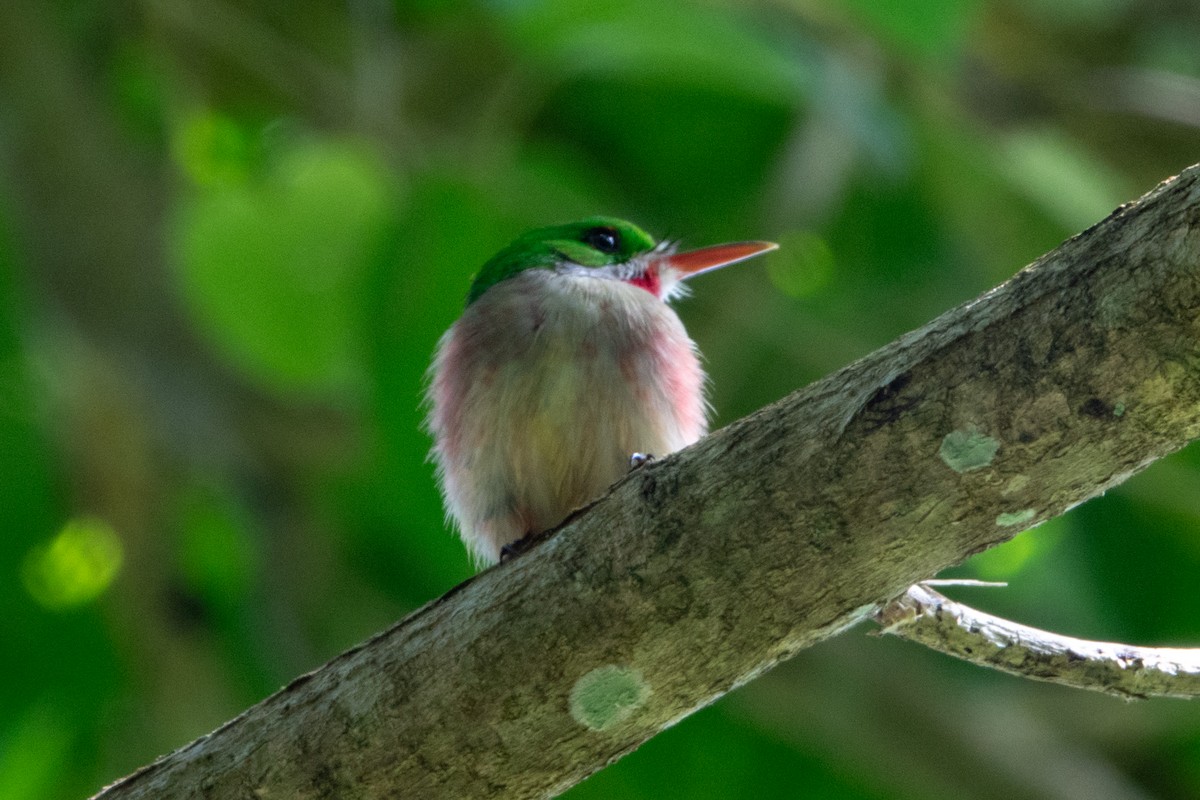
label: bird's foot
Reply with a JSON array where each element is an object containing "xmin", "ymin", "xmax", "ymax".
[
  {"xmin": 629, "ymin": 452, "xmax": 656, "ymax": 470},
  {"xmin": 499, "ymin": 533, "xmax": 537, "ymax": 562}
]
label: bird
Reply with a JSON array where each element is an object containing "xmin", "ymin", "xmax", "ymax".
[{"xmin": 426, "ymin": 217, "xmax": 777, "ymax": 565}]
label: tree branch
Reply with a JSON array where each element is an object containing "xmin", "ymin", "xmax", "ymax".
[
  {"xmin": 93, "ymin": 165, "xmax": 1200, "ymax": 799},
  {"xmin": 876, "ymin": 583, "xmax": 1200, "ymax": 699}
]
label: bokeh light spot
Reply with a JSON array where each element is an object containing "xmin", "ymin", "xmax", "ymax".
[
  {"xmin": 968, "ymin": 517, "xmax": 1064, "ymax": 581},
  {"xmin": 766, "ymin": 230, "xmax": 834, "ymax": 298},
  {"xmin": 173, "ymin": 110, "xmax": 260, "ymax": 187},
  {"xmin": 22, "ymin": 517, "xmax": 124, "ymax": 610}
]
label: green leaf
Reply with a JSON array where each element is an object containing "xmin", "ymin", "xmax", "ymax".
[
  {"xmin": 999, "ymin": 129, "xmax": 1132, "ymax": 233},
  {"xmin": 175, "ymin": 484, "xmax": 259, "ymax": 614},
  {"xmin": 495, "ymin": 0, "xmax": 810, "ymax": 103},
  {"xmin": 836, "ymin": 0, "xmax": 981, "ymax": 62},
  {"xmin": 173, "ymin": 134, "xmax": 394, "ymax": 394}
]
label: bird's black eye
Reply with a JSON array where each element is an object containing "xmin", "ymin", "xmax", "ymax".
[{"xmin": 582, "ymin": 226, "xmax": 621, "ymax": 254}]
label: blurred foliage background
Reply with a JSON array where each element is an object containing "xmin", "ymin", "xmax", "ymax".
[{"xmin": 0, "ymin": 0, "xmax": 1198, "ymax": 798}]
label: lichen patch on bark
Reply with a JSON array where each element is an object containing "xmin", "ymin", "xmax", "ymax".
[
  {"xmin": 569, "ymin": 665, "xmax": 651, "ymax": 732},
  {"xmin": 939, "ymin": 426, "xmax": 1001, "ymax": 473}
]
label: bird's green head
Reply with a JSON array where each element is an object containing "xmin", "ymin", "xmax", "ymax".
[{"xmin": 465, "ymin": 217, "xmax": 657, "ymax": 306}]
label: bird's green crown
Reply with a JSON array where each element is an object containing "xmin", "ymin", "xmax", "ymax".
[{"xmin": 466, "ymin": 217, "xmax": 657, "ymax": 306}]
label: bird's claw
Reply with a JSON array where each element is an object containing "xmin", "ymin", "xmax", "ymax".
[
  {"xmin": 629, "ymin": 453, "xmax": 656, "ymax": 470},
  {"xmin": 499, "ymin": 534, "xmax": 537, "ymax": 562}
]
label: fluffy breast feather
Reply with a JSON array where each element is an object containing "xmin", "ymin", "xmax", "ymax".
[{"xmin": 427, "ymin": 269, "xmax": 707, "ymax": 564}]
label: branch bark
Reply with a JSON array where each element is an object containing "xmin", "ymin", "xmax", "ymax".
[
  {"xmin": 877, "ymin": 583, "xmax": 1200, "ymax": 699},
  {"xmin": 93, "ymin": 166, "xmax": 1200, "ymax": 799}
]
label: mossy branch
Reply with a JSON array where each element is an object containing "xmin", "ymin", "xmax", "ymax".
[{"xmin": 93, "ymin": 165, "xmax": 1200, "ymax": 799}]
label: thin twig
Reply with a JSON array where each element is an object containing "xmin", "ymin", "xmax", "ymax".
[{"xmin": 876, "ymin": 584, "xmax": 1200, "ymax": 700}]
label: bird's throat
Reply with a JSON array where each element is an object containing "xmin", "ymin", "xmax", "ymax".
[{"xmin": 625, "ymin": 266, "xmax": 662, "ymax": 298}]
